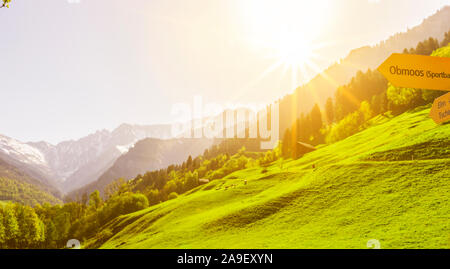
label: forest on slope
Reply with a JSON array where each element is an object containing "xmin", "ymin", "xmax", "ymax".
[
  {"xmin": 0, "ymin": 158, "xmax": 61, "ymax": 206},
  {"xmin": 1, "ymin": 33, "xmax": 448, "ymax": 248},
  {"xmin": 86, "ymin": 39, "xmax": 450, "ymax": 249},
  {"xmin": 90, "ymin": 106, "xmax": 450, "ymax": 249},
  {"xmin": 277, "ymin": 6, "xmax": 450, "ymax": 134}
]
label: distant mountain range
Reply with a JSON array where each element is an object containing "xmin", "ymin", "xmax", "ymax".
[
  {"xmin": 68, "ymin": 138, "xmax": 215, "ymax": 200},
  {"xmin": 1, "ymin": 6, "xmax": 449, "ymax": 205},
  {"xmin": 0, "ymin": 124, "xmax": 172, "ymax": 194},
  {"xmin": 278, "ymin": 6, "xmax": 450, "ymax": 133}
]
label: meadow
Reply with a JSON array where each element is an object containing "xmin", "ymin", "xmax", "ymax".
[{"xmin": 87, "ymin": 106, "xmax": 449, "ymax": 249}]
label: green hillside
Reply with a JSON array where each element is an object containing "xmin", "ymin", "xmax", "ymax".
[
  {"xmin": 86, "ymin": 106, "xmax": 450, "ymax": 249},
  {"xmin": 0, "ymin": 158, "xmax": 62, "ymax": 206},
  {"xmin": 432, "ymin": 43, "xmax": 450, "ymax": 56}
]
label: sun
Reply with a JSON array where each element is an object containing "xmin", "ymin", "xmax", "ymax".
[
  {"xmin": 261, "ymin": 32, "xmax": 324, "ymax": 90},
  {"xmin": 275, "ymin": 35, "xmax": 317, "ymax": 67},
  {"xmin": 237, "ymin": 0, "xmax": 332, "ymax": 88}
]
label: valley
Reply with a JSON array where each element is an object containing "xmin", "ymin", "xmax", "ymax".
[
  {"xmin": 86, "ymin": 106, "xmax": 450, "ymax": 249},
  {"xmin": 0, "ymin": 3, "xmax": 449, "ymax": 250}
]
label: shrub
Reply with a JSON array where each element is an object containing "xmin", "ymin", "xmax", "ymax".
[{"xmin": 168, "ymin": 192, "xmax": 178, "ymax": 200}]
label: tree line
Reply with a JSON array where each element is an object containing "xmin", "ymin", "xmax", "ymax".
[
  {"xmin": 1, "ymin": 138, "xmax": 282, "ymax": 249},
  {"xmin": 0, "ymin": 177, "xmax": 61, "ymax": 206},
  {"xmin": 281, "ymin": 30, "xmax": 450, "ymax": 158}
]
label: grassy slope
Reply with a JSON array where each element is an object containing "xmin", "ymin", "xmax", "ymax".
[
  {"xmin": 0, "ymin": 157, "xmax": 62, "ymax": 206},
  {"xmin": 87, "ymin": 105, "xmax": 449, "ymax": 249}
]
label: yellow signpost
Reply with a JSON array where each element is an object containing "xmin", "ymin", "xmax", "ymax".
[
  {"xmin": 429, "ymin": 92, "xmax": 450, "ymax": 124},
  {"xmin": 378, "ymin": 53, "xmax": 450, "ymax": 124},
  {"xmin": 377, "ymin": 53, "xmax": 450, "ymax": 91}
]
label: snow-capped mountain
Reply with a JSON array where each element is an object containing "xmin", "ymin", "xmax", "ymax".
[
  {"xmin": 69, "ymin": 137, "xmax": 216, "ymax": 199},
  {"xmin": 0, "ymin": 124, "xmax": 173, "ymax": 193},
  {"xmin": 0, "ymin": 135, "xmax": 57, "ymax": 187}
]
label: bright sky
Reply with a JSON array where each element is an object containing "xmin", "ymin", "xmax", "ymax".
[{"xmin": 1, "ymin": 0, "xmax": 449, "ymax": 144}]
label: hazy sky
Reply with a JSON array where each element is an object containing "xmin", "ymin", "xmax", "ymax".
[{"xmin": 1, "ymin": 0, "xmax": 449, "ymax": 144}]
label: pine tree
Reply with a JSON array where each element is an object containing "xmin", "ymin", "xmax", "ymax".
[
  {"xmin": 282, "ymin": 129, "xmax": 292, "ymax": 158},
  {"xmin": 310, "ymin": 104, "xmax": 323, "ymax": 138},
  {"xmin": 88, "ymin": 191, "xmax": 102, "ymax": 211},
  {"xmin": 441, "ymin": 30, "xmax": 450, "ymax": 47},
  {"xmin": 186, "ymin": 155, "xmax": 193, "ymax": 170},
  {"xmin": 3, "ymin": 204, "xmax": 19, "ymax": 248}
]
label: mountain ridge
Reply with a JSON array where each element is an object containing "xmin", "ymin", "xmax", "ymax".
[
  {"xmin": 67, "ymin": 137, "xmax": 216, "ymax": 200},
  {"xmin": 0, "ymin": 123, "xmax": 173, "ymax": 194},
  {"xmin": 1, "ymin": 6, "xmax": 449, "ymax": 198},
  {"xmin": 278, "ymin": 5, "xmax": 450, "ymax": 133}
]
